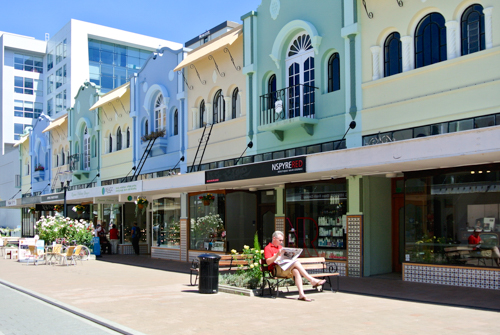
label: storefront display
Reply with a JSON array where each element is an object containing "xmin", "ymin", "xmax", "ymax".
[
  {"xmin": 152, "ymin": 198, "xmax": 181, "ymax": 249},
  {"xmin": 189, "ymin": 192, "xmax": 226, "ymax": 252},
  {"xmin": 286, "ymin": 180, "xmax": 347, "ymax": 260},
  {"xmin": 404, "ymin": 164, "xmax": 500, "ymax": 268}
]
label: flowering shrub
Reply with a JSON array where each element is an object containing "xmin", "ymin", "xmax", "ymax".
[
  {"xmin": 34, "ymin": 164, "xmax": 44, "ymax": 171},
  {"xmin": 229, "ymin": 233, "xmax": 265, "ymax": 288},
  {"xmin": 190, "ymin": 213, "xmax": 224, "ymax": 239},
  {"xmin": 35, "ymin": 215, "xmax": 93, "ymax": 247}
]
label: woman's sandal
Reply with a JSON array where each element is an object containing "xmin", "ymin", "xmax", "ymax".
[
  {"xmin": 298, "ymin": 297, "xmax": 314, "ymax": 302},
  {"xmin": 312, "ymin": 279, "xmax": 326, "ymax": 288}
]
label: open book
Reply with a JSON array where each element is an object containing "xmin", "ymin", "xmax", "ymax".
[{"xmin": 275, "ymin": 247, "xmax": 303, "ymax": 271}]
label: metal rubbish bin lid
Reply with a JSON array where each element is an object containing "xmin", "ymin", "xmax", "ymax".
[{"xmin": 198, "ymin": 253, "xmax": 221, "ymax": 261}]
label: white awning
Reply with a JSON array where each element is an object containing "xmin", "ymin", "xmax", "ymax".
[
  {"xmin": 89, "ymin": 82, "xmax": 130, "ymax": 111},
  {"xmin": 174, "ymin": 26, "xmax": 242, "ymax": 72},
  {"xmin": 42, "ymin": 115, "xmax": 67, "ymax": 133},
  {"xmin": 13, "ymin": 135, "xmax": 29, "ymax": 147}
]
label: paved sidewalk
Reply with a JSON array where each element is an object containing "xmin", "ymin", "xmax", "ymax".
[{"xmin": 1, "ymin": 256, "xmax": 500, "ymax": 335}]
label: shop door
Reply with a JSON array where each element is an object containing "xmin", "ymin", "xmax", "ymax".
[{"xmin": 392, "ymin": 178, "xmax": 405, "ymax": 272}]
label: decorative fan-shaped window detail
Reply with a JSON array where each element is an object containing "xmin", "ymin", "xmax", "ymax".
[
  {"xmin": 288, "ymin": 34, "xmax": 312, "ymax": 57},
  {"xmin": 155, "ymin": 94, "xmax": 162, "ymax": 108}
]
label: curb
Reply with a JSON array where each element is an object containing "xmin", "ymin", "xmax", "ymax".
[{"xmin": 0, "ymin": 279, "xmax": 144, "ymax": 335}]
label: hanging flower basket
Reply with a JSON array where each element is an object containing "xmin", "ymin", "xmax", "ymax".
[
  {"xmin": 135, "ymin": 197, "xmax": 149, "ymax": 216},
  {"xmin": 29, "ymin": 207, "xmax": 36, "ymax": 214},
  {"xmin": 72, "ymin": 204, "xmax": 85, "ymax": 214},
  {"xmin": 199, "ymin": 193, "xmax": 215, "ymax": 206},
  {"xmin": 54, "ymin": 205, "xmax": 63, "ymax": 212}
]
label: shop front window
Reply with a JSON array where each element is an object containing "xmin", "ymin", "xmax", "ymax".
[
  {"xmin": 152, "ymin": 198, "xmax": 181, "ymax": 249},
  {"xmin": 286, "ymin": 180, "xmax": 347, "ymax": 261},
  {"xmin": 404, "ymin": 165, "xmax": 500, "ymax": 267},
  {"xmin": 102, "ymin": 204, "xmax": 122, "ymax": 242},
  {"xmin": 189, "ymin": 192, "xmax": 226, "ymax": 252}
]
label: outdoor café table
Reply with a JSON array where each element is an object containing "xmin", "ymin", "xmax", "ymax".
[{"xmin": 45, "ymin": 245, "xmax": 61, "ymax": 265}]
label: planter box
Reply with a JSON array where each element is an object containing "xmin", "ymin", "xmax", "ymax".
[{"xmin": 33, "ymin": 170, "xmax": 45, "ymax": 181}]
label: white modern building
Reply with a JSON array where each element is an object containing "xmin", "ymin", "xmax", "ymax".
[{"xmin": 0, "ymin": 20, "xmax": 181, "ymax": 228}]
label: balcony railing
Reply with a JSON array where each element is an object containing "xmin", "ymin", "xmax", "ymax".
[
  {"xmin": 69, "ymin": 153, "xmax": 91, "ymax": 172},
  {"xmin": 260, "ymin": 84, "xmax": 317, "ymax": 126}
]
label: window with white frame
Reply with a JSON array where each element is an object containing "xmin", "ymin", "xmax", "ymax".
[
  {"xmin": 56, "ymin": 42, "xmax": 63, "ymax": 64},
  {"xmin": 47, "ymin": 53, "xmax": 53, "ymax": 71},
  {"xmin": 56, "ymin": 68, "xmax": 63, "ymax": 88},
  {"xmin": 47, "ymin": 98, "xmax": 53, "ymax": 116},
  {"xmin": 14, "ymin": 100, "xmax": 41, "ymax": 119},
  {"xmin": 199, "ymin": 100, "xmax": 206, "ymax": 128},
  {"xmin": 384, "ymin": 33, "xmax": 402, "ymax": 77},
  {"xmin": 286, "ymin": 33, "xmax": 315, "ymax": 118},
  {"xmin": 109, "ymin": 133, "xmax": 113, "ymax": 153},
  {"xmin": 14, "ymin": 53, "xmax": 43, "ymax": 73},
  {"xmin": 14, "ymin": 77, "xmax": 34, "ymax": 95},
  {"xmin": 154, "ymin": 94, "xmax": 166, "ymax": 132},
  {"xmin": 63, "ymin": 64, "xmax": 67, "ymax": 84},
  {"xmin": 55, "ymin": 91, "xmax": 66, "ymax": 113},
  {"xmin": 34, "ymin": 79, "xmax": 43, "ymax": 97},
  {"xmin": 47, "ymin": 75, "xmax": 53, "ymax": 94}
]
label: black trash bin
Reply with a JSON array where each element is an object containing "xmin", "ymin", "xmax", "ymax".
[{"xmin": 198, "ymin": 253, "xmax": 221, "ymax": 294}]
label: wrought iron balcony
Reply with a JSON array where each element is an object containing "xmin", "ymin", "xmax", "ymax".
[
  {"xmin": 259, "ymin": 84, "xmax": 319, "ymax": 141},
  {"xmin": 69, "ymin": 153, "xmax": 91, "ymax": 179}
]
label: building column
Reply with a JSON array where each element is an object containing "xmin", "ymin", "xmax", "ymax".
[
  {"xmin": 191, "ymin": 107, "xmax": 198, "ymax": 129},
  {"xmin": 370, "ymin": 46, "xmax": 381, "ymax": 80},
  {"xmin": 445, "ymin": 20, "xmax": 459, "ymax": 60},
  {"xmin": 180, "ymin": 192, "xmax": 189, "ymax": 261},
  {"xmin": 205, "ymin": 103, "xmax": 213, "ymax": 125},
  {"xmin": 484, "ymin": 7, "xmax": 494, "ymax": 49},
  {"xmin": 224, "ymin": 96, "xmax": 231, "ymax": 121},
  {"xmin": 401, "ymin": 36, "xmax": 413, "ymax": 72}
]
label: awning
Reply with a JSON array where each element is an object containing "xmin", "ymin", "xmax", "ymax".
[
  {"xmin": 13, "ymin": 135, "xmax": 29, "ymax": 147},
  {"xmin": 89, "ymin": 82, "xmax": 130, "ymax": 111},
  {"xmin": 42, "ymin": 115, "xmax": 67, "ymax": 133},
  {"xmin": 174, "ymin": 26, "xmax": 242, "ymax": 72}
]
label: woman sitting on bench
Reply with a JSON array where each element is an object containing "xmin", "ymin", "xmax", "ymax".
[{"xmin": 264, "ymin": 231, "xmax": 325, "ymax": 302}]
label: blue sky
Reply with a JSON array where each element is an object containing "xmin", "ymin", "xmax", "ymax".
[{"xmin": 0, "ymin": 0, "xmax": 262, "ymax": 45}]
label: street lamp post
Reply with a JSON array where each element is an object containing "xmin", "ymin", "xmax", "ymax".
[{"xmin": 60, "ymin": 172, "xmax": 72, "ymax": 217}]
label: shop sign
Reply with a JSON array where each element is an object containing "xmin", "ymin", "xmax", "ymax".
[
  {"xmin": 22, "ymin": 196, "xmax": 41, "ymax": 205},
  {"xmin": 205, "ymin": 156, "xmax": 306, "ymax": 184},
  {"xmin": 67, "ymin": 181, "xmax": 142, "ymax": 200},
  {"xmin": 6, "ymin": 199, "xmax": 20, "ymax": 207},
  {"xmin": 36, "ymin": 204, "xmax": 59, "ymax": 211},
  {"xmin": 93, "ymin": 197, "xmax": 121, "ymax": 204},
  {"xmin": 41, "ymin": 193, "xmax": 65, "ymax": 202}
]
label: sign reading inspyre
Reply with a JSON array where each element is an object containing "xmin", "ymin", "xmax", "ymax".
[{"xmin": 205, "ymin": 156, "xmax": 306, "ymax": 184}]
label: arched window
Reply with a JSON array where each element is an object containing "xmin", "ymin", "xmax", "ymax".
[
  {"xmin": 154, "ymin": 94, "xmax": 166, "ymax": 131},
  {"xmin": 232, "ymin": 88, "xmax": 239, "ymax": 119},
  {"xmin": 56, "ymin": 154, "xmax": 59, "ymax": 167},
  {"xmin": 109, "ymin": 133, "xmax": 113, "ymax": 153},
  {"xmin": 327, "ymin": 53, "xmax": 341, "ymax": 92},
  {"xmin": 213, "ymin": 89, "xmax": 225, "ymax": 124},
  {"xmin": 415, "ymin": 13, "xmax": 447, "ymax": 68},
  {"xmin": 286, "ymin": 33, "xmax": 315, "ymax": 118},
  {"xmin": 267, "ymin": 74, "xmax": 277, "ymax": 110},
  {"xmin": 173, "ymin": 109, "xmax": 178, "ymax": 135},
  {"xmin": 384, "ymin": 32, "xmax": 402, "ymax": 77},
  {"xmin": 116, "ymin": 127, "xmax": 122, "ymax": 151},
  {"xmin": 83, "ymin": 127, "xmax": 90, "ymax": 170},
  {"xmin": 145, "ymin": 120, "xmax": 149, "ymax": 136},
  {"xmin": 199, "ymin": 100, "xmax": 205, "ymax": 128},
  {"xmin": 61, "ymin": 150, "xmax": 65, "ymax": 165},
  {"xmin": 461, "ymin": 4, "xmax": 485, "ymax": 55},
  {"xmin": 126, "ymin": 127, "xmax": 130, "ymax": 148}
]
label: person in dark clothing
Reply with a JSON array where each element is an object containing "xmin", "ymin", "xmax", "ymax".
[{"xmin": 131, "ymin": 222, "xmax": 140, "ymax": 255}]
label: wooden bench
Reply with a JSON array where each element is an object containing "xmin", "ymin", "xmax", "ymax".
[
  {"xmin": 190, "ymin": 254, "xmax": 251, "ymax": 286},
  {"xmin": 260, "ymin": 257, "xmax": 339, "ymax": 297}
]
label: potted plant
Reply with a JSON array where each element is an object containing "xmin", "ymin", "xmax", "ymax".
[
  {"xmin": 135, "ymin": 197, "xmax": 149, "ymax": 216},
  {"xmin": 72, "ymin": 204, "xmax": 85, "ymax": 215},
  {"xmin": 34, "ymin": 164, "xmax": 44, "ymax": 172},
  {"xmin": 29, "ymin": 207, "xmax": 36, "ymax": 214},
  {"xmin": 199, "ymin": 193, "xmax": 215, "ymax": 206},
  {"xmin": 54, "ymin": 204, "xmax": 63, "ymax": 212}
]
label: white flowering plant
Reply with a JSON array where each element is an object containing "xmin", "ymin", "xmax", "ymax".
[
  {"xmin": 190, "ymin": 213, "xmax": 224, "ymax": 239},
  {"xmin": 35, "ymin": 215, "xmax": 94, "ymax": 247}
]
